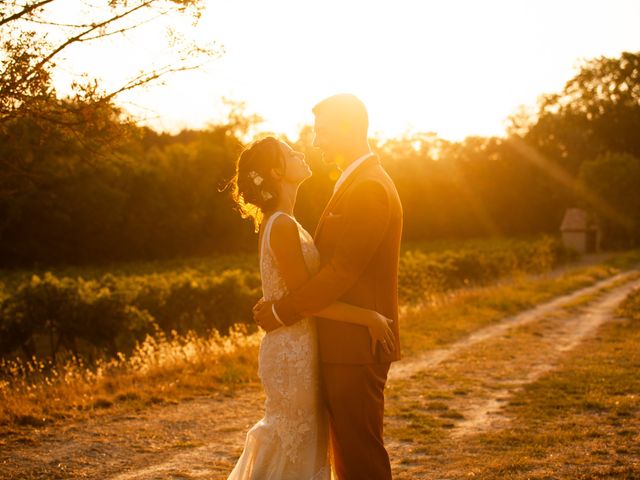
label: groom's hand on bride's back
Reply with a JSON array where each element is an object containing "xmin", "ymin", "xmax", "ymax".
[
  {"xmin": 253, "ymin": 299, "xmax": 282, "ymax": 333},
  {"xmin": 252, "ymin": 297, "xmax": 265, "ymax": 314}
]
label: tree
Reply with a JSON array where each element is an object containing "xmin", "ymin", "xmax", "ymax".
[
  {"xmin": 503, "ymin": 51, "xmax": 640, "ymax": 239},
  {"xmin": 521, "ymin": 51, "xmax": 640, "ymax": 176},
  {"xmin": 0, "ymin": 0, "xmax": 219, "ymax": 200},
  {"xmin": 578, "ymin": 152, "xmax": 640, "ymax": 247}
]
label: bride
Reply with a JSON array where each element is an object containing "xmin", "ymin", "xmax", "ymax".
[{"xmin": 227, "ymin": 136, "xmax": 395, "ymax": 479}]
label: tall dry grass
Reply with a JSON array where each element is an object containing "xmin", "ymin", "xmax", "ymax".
[{"xmin": 0, "ymin": 325, "xmax": 262, "ymax": 428}]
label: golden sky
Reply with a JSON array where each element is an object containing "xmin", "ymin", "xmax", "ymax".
[{"xmin": 48, "ymin": 0, "xmax": 640, "ymax": 141}]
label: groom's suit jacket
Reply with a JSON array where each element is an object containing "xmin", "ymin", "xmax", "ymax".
[{"xmin": 274, "ymin": 154, "xmax": 403, "ymax": 364}]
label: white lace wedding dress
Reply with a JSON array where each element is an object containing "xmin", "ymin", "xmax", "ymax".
[{"xmin": 228, "ymin": 211, "xmax": 332, "ymax": 480}]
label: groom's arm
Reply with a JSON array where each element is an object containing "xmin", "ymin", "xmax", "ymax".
[{"xmin": 273, "ymin": 180, "xmax": 390, "ymax": 326}]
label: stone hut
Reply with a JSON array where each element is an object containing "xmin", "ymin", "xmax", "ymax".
[{"xmin": 560, "ymin": 208, "xmax": 601, "ymax": 254}]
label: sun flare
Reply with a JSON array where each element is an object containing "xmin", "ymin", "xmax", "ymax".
[{"xmin": 34, "ymin": 0, "xmax": 640, "ymax": 140}]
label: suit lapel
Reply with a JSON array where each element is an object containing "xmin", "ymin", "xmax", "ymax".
[{"xmin": 314, "ymin": 155, "xmax": 381, "ymax": 240}]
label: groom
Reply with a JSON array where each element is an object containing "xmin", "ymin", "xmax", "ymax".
[{"xmin": 253, "ymin": 93, "xmax": 403, "ymax": 479}]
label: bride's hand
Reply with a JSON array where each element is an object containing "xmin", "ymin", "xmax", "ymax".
[{"xmin": 367, "ymin": 312, "xmax": 395, "ymax": 355}]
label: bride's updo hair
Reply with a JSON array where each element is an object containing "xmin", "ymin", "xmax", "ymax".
[{"xmin": 230, "ymin": 136, "xmax": 286, "ymax": 232}]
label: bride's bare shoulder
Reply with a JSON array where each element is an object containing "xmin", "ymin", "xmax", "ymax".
[
  {"xmin": 269, "ymin": 213, "xmax": 299, "ymax": 246},
  {"xmin": 267, "ymin": 214, "xmax": 309, "ymax": 276}
]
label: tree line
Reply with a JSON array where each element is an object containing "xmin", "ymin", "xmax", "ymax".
[{"xmin": 1, "ymin": 51, "xmax": 639, "ymax": 268}]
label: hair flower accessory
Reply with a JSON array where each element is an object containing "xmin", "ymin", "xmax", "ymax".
[
  {"xmin": 248, "ymin": 170, "xmax": 263, "ymax": 186},
  {"xmin": 261, "ymin": 191, "xmax": 273, "ymax": 201}
]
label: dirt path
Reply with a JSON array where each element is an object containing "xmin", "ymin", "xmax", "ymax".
[
  {"xmin": 431, "ymin": 275, "xmax": 640, "ymax": 439},
  {"xmin": 388, "ymin": 270, "xmax": 634, "ymax": 381},
  {"xmin": 0, "ymin": 387, "xmax": 266, "ymax": 479},
  {"xmin": 384, "ymin": 271, "xmax": 640, "ymax": 478},
  {"xmin": 1, "ymin": 269, "xmax": 638, "ymax": 480}
]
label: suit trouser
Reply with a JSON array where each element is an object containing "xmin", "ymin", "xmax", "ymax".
[{"xmin": 320, "ymin": 362, "xmax": 392, "ymax": 480}]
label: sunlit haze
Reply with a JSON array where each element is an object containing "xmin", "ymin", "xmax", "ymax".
[{"xmin": 49, "ymin": 0, "xmax": 640, "ymax": 141}]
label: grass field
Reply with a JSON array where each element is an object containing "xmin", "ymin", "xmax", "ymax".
[
  {"xmin": 1, "ymin": 248, "xmax": 638, "ymax": 432},
  {"xmin": 0, "ymin": 249, "xmax": 639, "ymax": 478},
  {"xmin": 0, "ymin": 235, "xmax": 574, "ymax": 366}
]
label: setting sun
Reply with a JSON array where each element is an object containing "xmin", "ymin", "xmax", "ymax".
[{"xmin": 42, "ymin": 0, "xmax": 640, "ymax": 140}]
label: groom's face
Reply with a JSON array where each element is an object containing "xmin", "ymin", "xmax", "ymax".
[{"xmin": 313, "ymin": 113, "xmax": 343, "ymax": 165}]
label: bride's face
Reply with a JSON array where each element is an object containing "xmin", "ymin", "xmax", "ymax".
[{"xmin": 278, "ymin": 141, "xmax": 312, "ymax": 185}]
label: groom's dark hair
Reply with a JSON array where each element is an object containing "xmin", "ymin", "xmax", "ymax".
[{"xmin": 312, "ymin": 93, "xmax": 368, "ymax": 137}]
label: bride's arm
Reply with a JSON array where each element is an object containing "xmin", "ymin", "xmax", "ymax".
[{"xmin": 268, "ymin": 215, "xmax": 395, "ymax": 355}]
